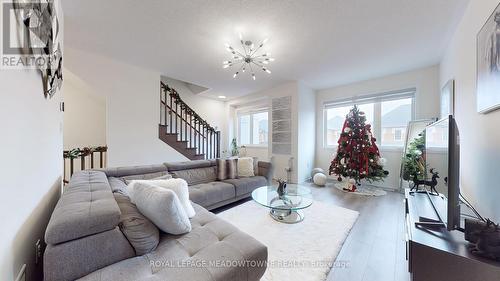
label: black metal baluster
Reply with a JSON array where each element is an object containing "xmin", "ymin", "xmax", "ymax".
[
  {"xmin": 169, "ymin": 93, "xmax": 173, "ymax": 134},
  {"xmin": 80, "ymin": 155, "xmax": 85, "ymax": 171},
  {"xmin": 214, "ymin": 132, "xmax": 217, "ymax": 158},
  {"xmin": 175, "ymin": 98, "xmax": 178, "ymax": 139},
  {"xmin": 206, "ymin": 127, "xmax": 209, "ymax": 159},
  {"xmin": 203, "ymin": 125, "xmax": 207, "ymax": 158},
  {"xmin": 179, "ymin": 107, "xmax": 183, "ymax": 141},
  {"xmin": 217, "ymin": 131, "xmax": 221, "ymax": 158},
  {"xmin": 164, "ymin": 91, "xmax": 167, "ymax": 126},
  {"xmin": 160, "ymin": 88, "xmax": 162, "ymax": 125},
  {"xmin": 209, "ymin": 130, "xmax": 213, "ymax": 159},
  {"xmin": 190, "ymin": 114, "xmax": 193, "ymax": 149}
]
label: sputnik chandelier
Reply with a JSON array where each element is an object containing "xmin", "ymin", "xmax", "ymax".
[{"xmin": 223, "ymin": 34, "xmax": 274, "ymax": 80}]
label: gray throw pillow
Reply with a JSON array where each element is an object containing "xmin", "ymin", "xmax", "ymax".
[
  {"xmin": 127, "ymin": 181, "xmax": 191, "ymax": 235},
  {"xmin": 216, "ymin": 158, "xmax": 227, "ymax": 180},
  {"xmin": 114, "ymin": 193, "xmax": 160, "ymax": 256},
  {"xmin": 108, "ymin": 177, "xmax": 129, "ymax": 196},
  {"xmin": 253, "ymin": 157, "xmax": 259, "ymax": 176},
  {"xmin": 227, "ymin": 158, "xmax": 238, "ymax": 179},
  {"xmin": 129, "ymin": 179, "xmax": 195, "ymax": 218}
]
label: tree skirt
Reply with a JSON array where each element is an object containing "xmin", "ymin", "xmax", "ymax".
[
  {"xmin": 334, "ymin": 182, "xmax": 387, "ymax": 196},
  {"xmin": 217, "ymin": 200, "xmax": 359, "ymax": 281}
]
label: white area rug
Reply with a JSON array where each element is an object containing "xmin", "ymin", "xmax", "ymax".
[
  {"xmin": 334, "ymin": 183, "xmax": 387, "ymax": 196},
  {"xmin": 218, "ymin": 200, "xmax": 359, "ymax": 281}
]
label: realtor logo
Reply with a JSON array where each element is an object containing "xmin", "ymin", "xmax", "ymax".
[{"xmin": 1, "ymin": 0, "xmax": 63, "ymax": 98}]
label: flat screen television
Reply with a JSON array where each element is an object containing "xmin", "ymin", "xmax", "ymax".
[{"xmin": 424, "ymin": 115, "xmax": 461, "ymax": 231}]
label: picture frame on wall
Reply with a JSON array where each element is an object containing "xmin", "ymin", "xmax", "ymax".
[
  {"xmin": 477, "ymin": 2, "xmax": 500, "ymax": 113},
  {"xmin": 441, "ymin": 79, "xmax": 455, "ymax": 119}
]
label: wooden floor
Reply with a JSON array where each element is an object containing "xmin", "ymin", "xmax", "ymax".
[
  {"xmin": 216, "ymin": 183, "xmax": 410, "ymax": 281},
  {"xmin": 214, "ymin": 182, "xmax": 410, "ymax": 281},
  {"xmin": 306, "ymin": 182, "xmax": 410, "ymax": 281}
]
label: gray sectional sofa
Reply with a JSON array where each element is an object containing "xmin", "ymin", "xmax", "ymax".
[{"xmin": 44, "ymin": 159, "xmax": 273, "ymax": 281}]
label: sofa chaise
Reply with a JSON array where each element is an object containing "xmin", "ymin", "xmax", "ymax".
[{"xmin": 44, "ymin": 159, "xmax": 272, "ymax": 281}]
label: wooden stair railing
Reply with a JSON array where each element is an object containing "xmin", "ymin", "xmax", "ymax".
[
  {"xmin": 63, "ymin": 146, "xmax": 108, "ymax": 184},
  {"xmin": 159, "ymin": 82, "xmax": 220, "ymax": 160}
]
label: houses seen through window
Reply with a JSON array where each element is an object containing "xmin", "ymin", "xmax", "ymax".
[
  {"xmin": 325, "ymin": 103, "xmax": 374, "ymax": 146},
  {"xmin": 393, "ymin": 128, "xmax": 403, "ymax": 141},
  {"xmin": 381, "ymin": 98, "xmax": 412, "ymax": 146},
  {"xmin": 324, "ymin": 91, "xmax": 414, "ymax": 148}
]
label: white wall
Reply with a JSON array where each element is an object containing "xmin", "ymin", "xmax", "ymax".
[
  {"xmin": 63, "ymin": 69, "xmax": 106, "ymax": 149},
  {"xmin": 297, "ymin": 82, "xmax": 316, "ymax": 182},
  {"xmin": 315, "ymin": 65, "xmax": 440, "ymax": 189},
  {"xmin": 65, "ymin": 47, "xmax": 227, "ymax": 167},
  {"xmin": 0, "ymin": 2, "xmax": 63, "ymax": 280},
  {"xmin": 440, "ymin": 0, "xmax": 500, "ymax": 222}
]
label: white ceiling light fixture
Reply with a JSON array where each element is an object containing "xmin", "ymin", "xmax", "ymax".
[
  {"xmin": 223, "ymin": 34, "xmax": 274, "ymax": 80},
  {"xmin": 218, "ymin": 95, "xmax": 227, "ymax": 99}
]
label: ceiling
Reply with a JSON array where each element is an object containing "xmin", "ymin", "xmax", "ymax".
[{"xmin": 62, "ymin": 0, "xmax": 469, "ymax": 98}]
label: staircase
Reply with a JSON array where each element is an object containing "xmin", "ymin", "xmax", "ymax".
[{"xmin": 159, "ymin": 82, "xmax": 221, "ymax": 160}]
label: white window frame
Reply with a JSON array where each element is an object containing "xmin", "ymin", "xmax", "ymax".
[
  {"xmin": 237, "ymin": 109, "xmax": 269, "ymax": 147},
  {"xmin": 393, "ymin": 128, "xmax": 403, "ymax": 141},
  {"xmin": 323, "ymin": 88, "xmax": 416, "ymax": 149}
]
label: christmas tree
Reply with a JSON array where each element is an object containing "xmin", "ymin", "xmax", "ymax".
[
  {"xmin": 401, "ymin": 131, "xmax": 426, "ymax": 182},
  {"xmin": 329, "ymin": 105, "xmax": 389, "ymax": 191}
]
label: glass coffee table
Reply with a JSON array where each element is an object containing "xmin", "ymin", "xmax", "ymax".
[{"xmin": 251, "ymin": 185, "xmax": 313, "ymax": 224}]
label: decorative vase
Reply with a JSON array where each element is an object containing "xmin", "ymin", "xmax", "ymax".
[{"xmin": 277, "ymin": 179, "xmax": 287, "ymax": 198}]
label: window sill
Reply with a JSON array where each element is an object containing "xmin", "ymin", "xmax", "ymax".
[
  {"xmin": 242, "ymin": 145, "xmax": 268, "ymax": 149},
  {"xmin": 379, "ymin": 146, "xmax": 404, "ymax": 152},
  {"xmin": 324, "ymin": 145, "xmax": 338, "ymax": 150},
  {"xmin": 323, "ymin": 145, "xmax": 404, "ymax": 152}
]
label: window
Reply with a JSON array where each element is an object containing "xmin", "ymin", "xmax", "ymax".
[
  {"xmin": 239, "ymin": 115, "xmax": 251, "ymax": 145},
  {"xmin": 393, "ymin": 128, "xmax": 403, "ymax": 141},
  {"xmin": 426, "ymin": 126, "xmax": 448, "ymax": 148},
  {"xmin": 238, "ymin": 111, "xmax": 269, "ymax": 146},
  {"xmin": 381, "ymin": 98, "xmax": 412, "ymax": 146},
  {"xmin": 325, "ymin": 103, "xmax": 374, "ymax": 147},
  {"xmin": 324, "ymin": 89, "xmax": 415, "ymax": 148}
]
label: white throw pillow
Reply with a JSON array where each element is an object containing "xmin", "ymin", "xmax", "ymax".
[
  {"xmin": 127, "ymin": 181, "xmax": 191, "ymax": 235},
  {"xmin": 238, "ymin": 157, "xmax": 255, "ymax": 177},
  {"xmin": 145, "ymin": 178, "xmax": 195, "ymax": 218}
]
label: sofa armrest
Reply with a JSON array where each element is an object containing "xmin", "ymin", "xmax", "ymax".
[{"xmin": 257, "ymin": 161, "xmax": 273, "ymax": 184}]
